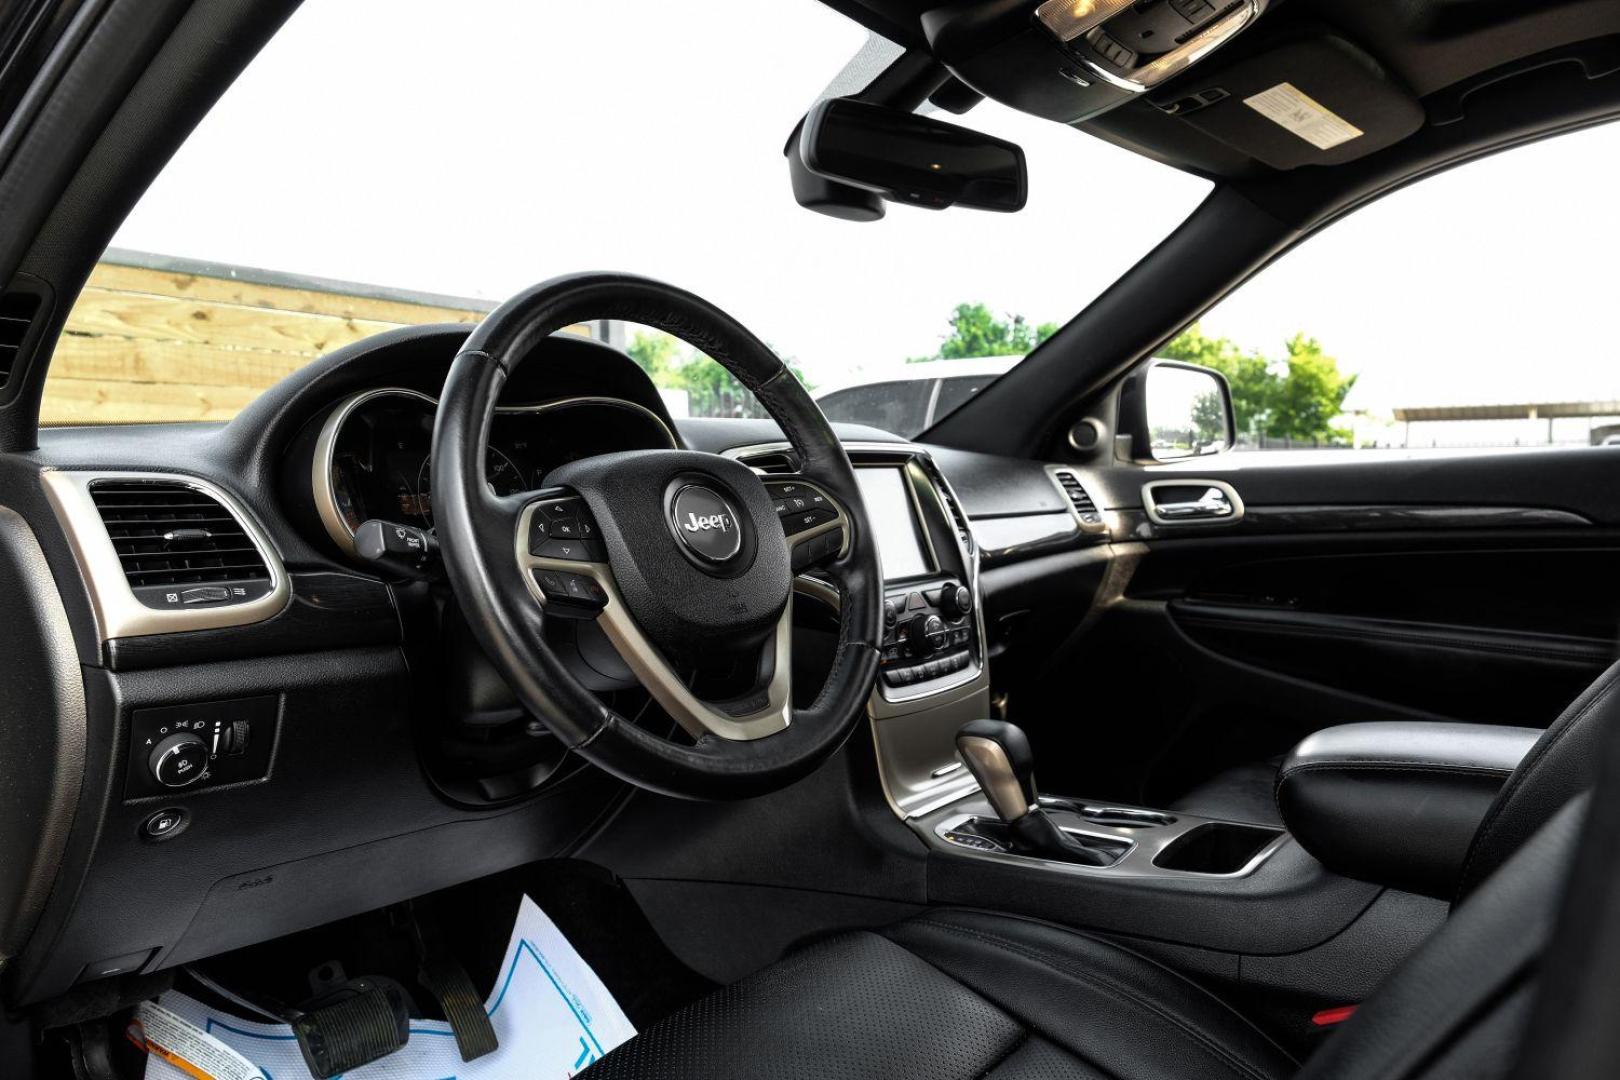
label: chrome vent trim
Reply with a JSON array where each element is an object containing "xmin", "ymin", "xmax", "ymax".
[{"xmin": 42, "ymin": 471, "xmax": 290, "ymax": 640}]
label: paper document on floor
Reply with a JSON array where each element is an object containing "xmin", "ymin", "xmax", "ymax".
[{"xmin": 141, "ymin": 894, "xmax": 636, "ymax": 1079}]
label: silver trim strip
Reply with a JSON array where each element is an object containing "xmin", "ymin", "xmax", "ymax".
[
  {"xmin": 313, "ymin": 389, "xmax": 677, "ymax": 556},
  {"xmin": 41, "ymin": 471, "xmax": 291, "ymax": 641}
]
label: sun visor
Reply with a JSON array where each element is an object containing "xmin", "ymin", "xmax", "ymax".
[{"xmin": 1149, "ymin": 33, "xmax": 1423, "ymax": 170}]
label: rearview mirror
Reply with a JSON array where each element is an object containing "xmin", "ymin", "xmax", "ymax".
[
  {"xmin": 1119, "ymin": 359, "xmax": 1235, "ymax": 462},
  {"xmin": 798, "ymin": 97, "xmax": 1028, "ymax": 213}
]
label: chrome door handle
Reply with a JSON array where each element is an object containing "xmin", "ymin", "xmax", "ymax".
[
  {"xmin": 1153, "ymin": 488, "xmax": 1233, "ymax": 519},
  {"xmin": 1142, "ymin": 480, "xmax": 1244, "ymax": 526}
]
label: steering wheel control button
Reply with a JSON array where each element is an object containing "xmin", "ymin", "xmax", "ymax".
[
  {"xmin": 783, "ymin": 507, "xmax": 836, "ymax": 535},
  {"xmin": 670, "ymin": 484, "xmax": 744, "ymax": 564},
  {"xmin": 527, "ymin": 516, "xmax": 550, "ymax": 552},
  {"xmin": 140, "ymin": 807, "xmax": 189, "ymax": 842},
  {"xmin": 535, "ymin": 538, "xmax": 599, "ymax": 562},
  {"xmin": 530, "ymin": 497, "xmax": 607, "ymax": 561},
  {"xmin": 530, "ymin": 568, "xmax": 606, "ymax": 616},
  {"xmin": 149, "ymin": 733, "xmax": 209, "ymax": 788}
]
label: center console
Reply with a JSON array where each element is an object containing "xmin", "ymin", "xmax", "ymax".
[
  {"xmin": 735, "ymin": 441, "xmax": 1297, "ymax": 890},
  {"xmin": 733, "ymin": 442, "xmax": 991, "ymax": 817}
]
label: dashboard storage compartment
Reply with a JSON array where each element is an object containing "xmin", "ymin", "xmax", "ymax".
[{"xmin": 1152, "ymin": 822, "xmax": 1282, "ymax": 875}]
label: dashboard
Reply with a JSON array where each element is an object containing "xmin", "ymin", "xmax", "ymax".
[
  {"xmin": 8, "ymin": 323, "xmax": 1107, "ymax": 1010},
  {"xmin": 310, "ymin": 389, "xmax": 677, "ymax": 555}
]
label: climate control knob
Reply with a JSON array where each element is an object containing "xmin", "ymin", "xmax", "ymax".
[
  {"xmin": 906, "ymin": 613, "xmax": 948, "ymax": 658},
  {"xmin": 940, "ymin": 583, "xmax": 972, "ymax": 620},
  {"xmin": 149, "ymin": 733, "xmax": 209, "ymax": 788}
]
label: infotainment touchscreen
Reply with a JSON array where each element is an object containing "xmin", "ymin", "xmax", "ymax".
[{"xmin": 854, "ymin": 467, "xmax": 931, "ymax": 581}]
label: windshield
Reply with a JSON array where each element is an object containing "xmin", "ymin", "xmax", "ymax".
[{"xmin": 43, "ymin": 0, "xmax": 1209, "ymax": 432}]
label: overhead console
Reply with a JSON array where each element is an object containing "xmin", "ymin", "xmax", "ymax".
[
  {"xmin": 923, "ymin": 0, "xmax": 1273, "ymax": 123},
  {"xmin": 1029, "ymin": 0, "xmax": 1266, "ymax": 95},
  {"xmin": 922, "ymin": 2, "xmax": 1423, "ymax": 172}
]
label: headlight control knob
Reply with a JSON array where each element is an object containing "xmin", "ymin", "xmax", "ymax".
[{"xmin": 149, "ymin": 733, "xmax": 209, "ymax": 788}]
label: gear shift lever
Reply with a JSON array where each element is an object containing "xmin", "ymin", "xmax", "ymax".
[
  {"xmin": 956, "ymin": 719, "xmax": 1039, "ymax": 820},
  {"xmin": 955, "ymin": 720, "xmax": 1115, "ymax": 866}
]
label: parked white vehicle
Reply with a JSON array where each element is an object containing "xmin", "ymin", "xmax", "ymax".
[{"xmin": 815, "ymin": 355, "xmax": 1022, "ymax": 435}]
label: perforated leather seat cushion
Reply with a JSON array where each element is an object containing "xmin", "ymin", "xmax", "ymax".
[{"xmin": 584, "ymin": 908, "xmax": 1297, "ymax": 1080}]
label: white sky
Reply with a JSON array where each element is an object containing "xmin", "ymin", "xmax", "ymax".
[{"xmin": 112, "ymin": 0, "xmax": 1619, "ymax": 419}]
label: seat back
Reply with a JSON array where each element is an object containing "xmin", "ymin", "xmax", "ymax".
[
  {"xmin": 1298, "ymin": 794, "xmax": 1586, "ymax": 1080},
  {"xmin": 1454, "ymin": 658, "xmax": 1620, "ymax": 901}
]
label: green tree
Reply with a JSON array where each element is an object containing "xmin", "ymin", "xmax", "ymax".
[
  {"xmin": 910, "ymin": 302, "xmax": 1059, "ymax": 362},
  {"xmin": 626, "ymin": 329, "xmax": 682, "ymax": 383},
  {"xmin": 1269, "ymin": 334, "xmax": 1357, "ymax": 443},
  {"xmin": 1161, "ymin": 323, "xmax": 1356, "ymax": 445}
]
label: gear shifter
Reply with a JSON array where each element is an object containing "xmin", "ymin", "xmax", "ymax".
[{"xmin": 955, "ymin": 720, "xmax": 1115, "ymax": 866}]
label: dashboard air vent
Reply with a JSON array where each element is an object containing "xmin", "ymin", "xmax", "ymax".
[
  {"xmin": 1052, "ymin": 469, "xmax": 1097, "ymax": 514},
  {"xmin": 0, "ymin": 291, "xmax": 41, "ymax": 388},
  {"xmin": 89, "ymin": 480, "xmax": 271, "ymax": 600},
  {"xmin": 1050, "ymin": 468, "xmax": 1108, "ymax": 534},
  {"xmin": 921, "ymin": 458, "xmax": 974, "ymax": 553},
  {"xmin": 744, "ymin": 451, "xmax": 802, "ymax": 474}
]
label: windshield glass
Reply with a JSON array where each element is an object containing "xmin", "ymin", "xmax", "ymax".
[{"xmin": 43, "ymin": 0, "xmax": 1209, "ymax": 432}]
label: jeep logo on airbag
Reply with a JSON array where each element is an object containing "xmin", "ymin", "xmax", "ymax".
[
  {"xmin": 683, "ymin": 512, "xmax": 731, "ymax": 533},
  {"xmin": 670, "ymin": 485, "xmax": 744, "ymax": 563}
]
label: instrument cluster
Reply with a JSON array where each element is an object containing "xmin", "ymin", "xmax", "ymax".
[{"xmin": 315, "ymin": 389, "xmax": 675, "ymax": 549}]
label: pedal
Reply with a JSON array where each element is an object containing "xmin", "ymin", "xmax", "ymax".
[
  {"xmin": 417, "ymin": 949, "xmax": 498, "ymax": 1062},
  {"xmin": 285, "ymin": 964, "xmax": 411, "ymax": 1079},
  {"xmin": 408, "ymin": 904, "xmax": 499, "ymax": 1062}
]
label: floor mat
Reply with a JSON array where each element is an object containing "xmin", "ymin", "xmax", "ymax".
[{"xmin": 141, "ymin": 895, "xmax": 636, "ymax": 1079}]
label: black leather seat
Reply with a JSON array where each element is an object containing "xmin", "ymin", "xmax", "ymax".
[
  {"xmin": 590, "ymin": 907, "xmax": 1297, "ymax": 1080},
  {"xmin": 586, "ymin": 664, "xmax": 1620, "ymax": 1079},
  {"xmin": 586, "ymin": 796, "xmax": 1586, "ymax": 1080}
]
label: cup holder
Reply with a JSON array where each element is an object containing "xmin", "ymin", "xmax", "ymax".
[{"xmin": 1153, "ymin": 822, "xmax": 1283, "ymax": 875}]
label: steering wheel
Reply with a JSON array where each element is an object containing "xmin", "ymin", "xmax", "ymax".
[{"xmin": 431, "ymin": 273, "xmax": 881, "ymax": 799}]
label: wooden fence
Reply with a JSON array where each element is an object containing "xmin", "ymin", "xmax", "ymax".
[{"xmin": 38, "ymin": 255, "xmax": 565, "ymax": 425}]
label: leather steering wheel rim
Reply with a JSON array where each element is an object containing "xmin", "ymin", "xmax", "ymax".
[{"xmin": 431, "ymin": 272, "xmax": 882, "ymax": 799}]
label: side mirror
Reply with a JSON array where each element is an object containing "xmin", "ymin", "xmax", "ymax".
[
  {"xmin": 798, "ymin": 97, "xmax": 1028, "ymax": 213},
  {"xmin": 1118, "ymin": 359, "xmax": 1235, "ymax": 462}
]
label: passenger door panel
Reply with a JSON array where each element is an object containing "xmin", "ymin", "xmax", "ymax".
[{"xmin": 1025, "ymin": 448, "xmax": 1620, "ymax": 806}]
